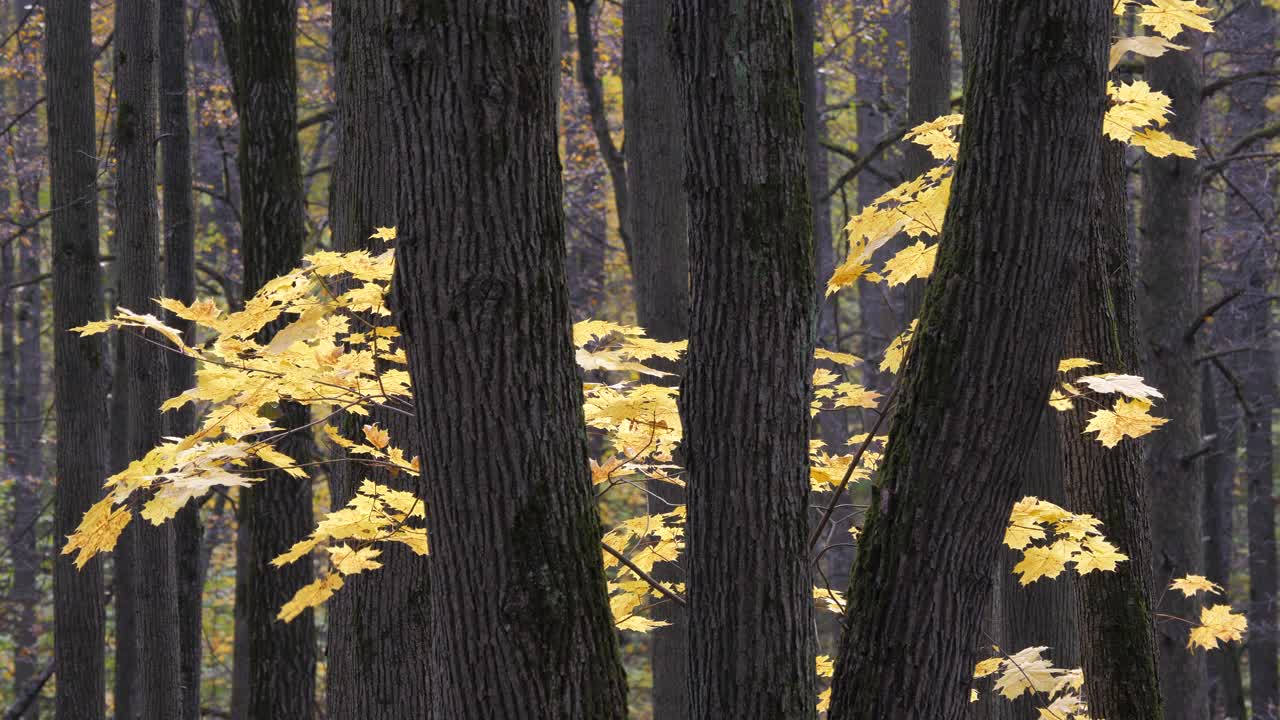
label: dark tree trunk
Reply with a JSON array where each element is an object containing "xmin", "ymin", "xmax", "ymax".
[
  {"xmin": 621, "ymin": 0, "xmax": 690, "ymax": 716},
  {"xmin": 827, "ymin": 0, "xmax": 1109, "ymax": 716},
  {"xmin": 1060, "ymin": 142, "xmax": 1164, "ymax": 720},
  {"xmin": 325, "ymin": 3, "xmax": 432, "ymax": 716},
  {"xmin": 1139, "ymin": 30, "xmax": 1208, "ymax": 720},
  {"xmin": 903, "ymin": 0, "xmax": 950, "ymax": 317},
  {"xmin": 674, "ymin": 1, "xmax": 816, "ymax": 717},
  {"xmin": 386, "ymin": 3, "xmax": 628, "ymax": 717},
  {"xmin": 1226, "ymin": 5, "xmax": 1279, "ymax": 716},
  {"xmin": 991, "ymin": 415, "xmax": 1079, "ymax": 720},
  {"xmin": 114, "ymin": 1, "xmax": 184, "ymax": 717},
  {"xmin": 9, "ymin": 0, "xmax": 44, "ymax": 712},
  {"xmin": 158, "ymin": 3, "xmax": 203, "ymax": 717},
  {"xmin": 1243, "ymin": 268, "xmax": 1278, "ymax": 720},
  {"xmin": 1202, "ymin": 363, "xmax": 1248, "ymax": 720},
  {"xmin": 208, "ymin": 0, "xmax": 318, "ymax": 716}
]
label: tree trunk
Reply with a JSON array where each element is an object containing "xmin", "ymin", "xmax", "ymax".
[
  {"xmin": 674, "ymin": 1, "xmax": 816, "ymax": 717},
  {"xmin": 209, "ymin": 0, "xmax": 319, "ymax": 715},
  {"xmin": 1060, "ymin": 142, "xmax": 1164, "ymax": 720},
  {"xmin": 1139, "ymin": 30, "xmax": 1208, "ymax": 720},
  {"xmin": 827, "ymin": 1, "xmax": 1109, "ymax": 716},
  {"xmin": 621, "ymin": 0, "xmax": 690, "ymax": 716},
  {"xmin": 386, "ymin": 3, "xmax": 628, "ymax": 717},
  {"xmin": 325, "ymin": 3, "xmax": 432, "ymax": 716},
  {"xmin": 114, "ymin": 1, "xmax": 184, "ymax": 717},
  {"xmin": 1202, "ymin": 362, "xmax": 1248, "ymax": 720},
  {"xmin": 903, "ymin": 0, "xmax": 950, "ymax": 317},
  {"xmin": 8, "ymin": 0, "xmax": 44, "ymax": 712},
  {"xmin": 43, "ymin": 0, "xmax": 114, "ymax": 679},
  {"xmin": 158, "ymin": 3, "xmax": 203, "ymax": 717}
]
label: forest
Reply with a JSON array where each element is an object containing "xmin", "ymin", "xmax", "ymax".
[{"xmin": 0, "ymin": 0, "xmax": 1276, "ymax": 718}]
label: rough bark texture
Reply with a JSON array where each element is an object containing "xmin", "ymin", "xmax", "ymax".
[
  {"xmin": 1201, "ymin": 363, "xmax": 1248, "ymax": 720},
  {"xmin": 1139, "ymin": 30, "xmax": 1208, "ymax": 720},
  {"xmin": 158, "ymin": 3, "xmax": 203, "ymax": 717},
  {"xmin": 674, "ymin": 2, "xmax": 816, "ymax": 717},
  {"xmin": 903, "ymin": 0, "xmax": 950, "ymax": 317},
  {"xmin": 326, "ymin": 3, "xmax": 432, "ymax": 717},
  {"xmin": 991, "ymin": 414, "xmax": 1080, "ymax": 720},
  {"xmin": 114, "ymin": 1, "xmax": 184, "ymax": 717},
  {"xmin": 827, "ymin": 1, "xmax": 1109, "ymax": 717},
  {"xmin": 621, "ymin": 0, "xmax": 690, "ymax": 716},
  {"xmin": 386, "ymin": 3, "xmax": 628, "ymax": 717},
  {"xmin": 208, "ymin": 0, "xmax": 319, "ymax": 716},
  {"xmin": 1060, "ymin": 142, "xmax": 1164, "ymax": 720}
]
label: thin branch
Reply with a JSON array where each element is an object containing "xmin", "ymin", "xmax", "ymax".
[
  {"xmin": 823, "ymin": 125, "xmax": 911, "ymax": 201},
  {"xmin": 1185, "ymin": 288, "xmax": 1244, "ymax": 342},
  {"xmin": 2, "ymin": 660, "xmax": 53, "ymax": 720},
  {"xmin": 1202, "ymin": 68, "xmax": 1280, "ymax": 99},
  {"xmin": 600, "ymin": 542, "xmax": 687, "ymax": 607}
]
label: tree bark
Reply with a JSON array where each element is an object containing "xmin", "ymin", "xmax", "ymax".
[
  {"xmin": 208, "ymin": 0, "xmax": 319, "ymax": 716},
  {"xmin": 158, "ymin": 3, "xmax": 203, "ymax": 717},
  {"xmin": 1139, "ymin": 29, "xmax": 1208, "ymax": 720},
  {"xmin": 674, "ymin": 2, "xmax": 816, "ymax": 717},
  {"xmin": 43, "ymin": 46, "xmax": 112, "ymax": 657},
  {"xmin": 325, "ymin": 3, "xmax": 432, "ymax": 716},
  {"xmin": 1201, "ymin": 362, "xmax": 1248, "ymax": 720},
  {"xmin": 621, "ymin": 0, "xmax": 690, "ymax": 716},
  {"xmin": 1060, "ymin": 142, "xmax": 1164, "ymax": 720},
  {"xmin": 8, "ymin": 1, "xmax": 44, "ymax": 713},
  {"xmin": 114, "ymin": 1, "xmax": 184, "ymax": 717},
  {"xmin": 827, "ymin": 1, "xmax": 1109, "ymax": 716},
  {"xmin": 903, "ymin": 0, "xmax": 950, "ymax": 318},
  {"xmin": 386, "ymin": 3, "xmax": 628, "ymax": 717}
]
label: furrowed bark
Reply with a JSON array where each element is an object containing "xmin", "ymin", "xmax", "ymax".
[
  {"xmin": 387, "ymin": 3, "xmax": 628, "ymax": 717},
  {"xmin": 674, "ymin": 1, "xmax": 817, "ymax": 716},
  {"xmin": 827, "ymin": 1, "xmax": 1109, "ymax": 716}
]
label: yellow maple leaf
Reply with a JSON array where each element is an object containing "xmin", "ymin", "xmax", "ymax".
[
  {"xmin": 831, "ymin": 383, "xmax": 882, "ymax": 410},
  {"xmin": 278, "ymin": 573, "xmax": 345, "ymax": 623},
  {"xmin": 993, "ymin": 647, "xmax": 1061, "ymax": 698},
  {"xmin": 62, "ymin": 497, "xmax": 133, "ymax": 569},
  {"xmin": 327, "ymin": 545, "xmax": 384, "ymax": 575},
  {"xmin": 1187, "ymin": 604, "xmax": 1247, "ymax": 650},
  {"xmin": 1170, "ymin": 574, "xmax": 1223, "ymax": 597},
  {"xmin": 369, "ymin": 226, "xmax": 398, "ymax": 241},
  {"xmin": 1078, "ymin": 373, "xmax": 1164, "ymax": 400},
  {"xmin": 1105, "ymin": 80, "xmax": 1172, "ymax": 141},
  {"xmin": 826, "ymin": 258, "xmax": 871, "ymax": 295},
  {"xmin": 1058, "ymin": 358, "xmax": 1099, "ymax": 372},
  {"xmin": 974, "ymin": 656, "xmax": 1005, "ymax": 678},
  {"xmin": 1073, "ymin": 536, "xmax": 1128, "ymax": 574},
  {"xmin": 1109, "ymin": 35, "xmax": 1188, "ymax": 69},
  {"xmin": 1137, "ymin": 0, "xmax": 1214, "ymax": 39},
  {"xmin": 1085, "ymin": 398, "xmax": 1169, "ymax": 447},
  {"xmin": 1013, "ymin": 540, "xmax": 1076, "ymax": 584},
  {"xmin": 362, "ymin": 423, "xmax": 391, "ymax": 449},
  {"xmin": 815, "ymin": 347, "xmax": 861, "ymax": 365},
  {"xmin": 615, "ymin": 615, "xmax": 671, "ymax": 633},
  {"xmin": 881, "ymin": 241, "xmax": 938, "ymax": 286},
  {"xmin": 880, "ymin": 320, "xmax": 918, "ymax": 374},
  {"xmin": 1132, "ymin": 128, "xmax": 1197, "ymax": 158},
  {"xmin": 816, "ymin": 654, "xmax": 835, "ymax": 678}
]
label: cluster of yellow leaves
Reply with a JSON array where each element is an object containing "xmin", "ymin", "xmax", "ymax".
[
  {"xmin": 1004, "ymin": 497, "xmax": 1128, "ymax": 585},
  {"xmin": 601, "ymin": 507, "xmax": 685, "ymax": 632},
  {"xmin": 825, "ymin": 115, "xmax": 958, "ymax": 297},
  {"xmin": 1166, "ymin": 574, "xmax": 1248, "ymax": 651},
  {"xmin": 274, "ymin": 480, "xmax": 428, "ymax": 622},
  {"xmin": 973, "ymin": 647, "xmax": 1091, "ymax": 719},
  {"xmin": 1051, "ymin": 359, "xmax": 1170, "ymax": 447}
]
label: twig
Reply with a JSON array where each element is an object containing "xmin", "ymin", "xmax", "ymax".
[{"xmin": 600, "ymin": 542, "xmax": 687, "ymax": 607}]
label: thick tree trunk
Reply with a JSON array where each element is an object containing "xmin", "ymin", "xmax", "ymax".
[
  {"xmin": 114, "ymin": 1, "xmax": 183, "ymax": 717},
  {"xmin": 903, "ymin": 0, "xmax": 950, "ymax": 317},
  {"xmin": 827, "ymin": 1, "xmax": 1109, "ymax": 717},
  {"xmin": 158, "ymin": 3, "xmax": 203, "ymax": 717},
  {"xmin": 1202, "ymin": 363, "xmax": 1248, "ymax": 720},
  {"xmin": 674, "ymin": 2, "xmax": 816, "ymax": 717},
  {"xmin": 325, "ymin": 3, "xmax": 432, "ymax": 717},
  {"xmin": 209, "ymin": 0, "xmax": 318, "ymax": 716},
  {"xmin": 621, "ymin": 0, "xmax": 690, "ymax": 716},
  {"xmin": 45, "ymin": 7, "xmax": 111, "ymax": 691},
  {"xmin": 387, "ymin": 3, "xmax": 628, "ymax": 717},
  {"xmin": 1060, "ymin": 142, "xmax": 1164, "ymax": 720},
  {"xmin": 1139, "ymin": 31, "xmax": 1208, "ymax": 720}
]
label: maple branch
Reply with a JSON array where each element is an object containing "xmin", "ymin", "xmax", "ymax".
[
  {"xmin": 600, "ymin": 542, "xmax": 687, "ymax": 607},
  {"xmin": 1202, "ymin": 68, "xmax": 1280, "ymax": 99},
  {"xmin": 808, "ymin": 383, "xmax": 899, "ymax": 554},
  {"xmin": 1210, "ymin": 355, "xmax": 1253, "ymax": 417},
  {"xmin": 2, "ymin": 660, "xmax": 53, "ymax": 720},
  {"xmin": 1185, "ymin": 288, "xmax": 1244, "ymax": 342},
  {"xmin": 823, "ymin": 125, "xmax": 910, "ymax": 201}
]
